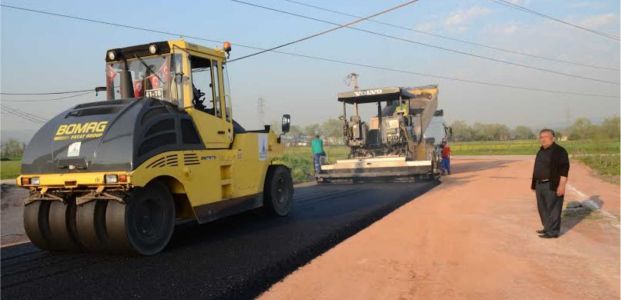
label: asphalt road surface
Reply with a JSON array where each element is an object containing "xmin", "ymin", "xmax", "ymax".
[{"xmin": 1, "ymin": 181, "xmax": 437, "ymax": 299}]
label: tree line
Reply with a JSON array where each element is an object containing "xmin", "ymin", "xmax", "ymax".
[
  {"xmin": 276, "ymin": 115, "xmax": 619, "ymax": 143},
  {"xmin": 2, "ymin": 115, "xmax": 617, "ymax": 159},
  {"xmin": 449, "ymin": 116, "xmax": 619, "ymax": 142},
  {"xmin": 0, "ymin": 139, "xmax": 26, "ymax": 160}
]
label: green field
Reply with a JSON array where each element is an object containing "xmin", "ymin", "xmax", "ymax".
[
  {"xmin": 3, "ymin": 140, "xmax": 617, "ymax": 183},
  {"xmin": 282, "ymin": 146, "xmax": 349, "ymax": 183},
  {"xmin": 574, "ymin": 154, "xmax": 620, "ymax": 178},
  {"xmin": 452, "ymin": 139, "xmax": 620, "ymax": 182},
  {"xmin": 1, "ymin": 160, "xmax": 21, "ymax": 180},
  {"xmin": 452, "ymin": 139, "xmax": 619, "ymax": 156}
]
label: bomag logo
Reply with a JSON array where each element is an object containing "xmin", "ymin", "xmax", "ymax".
[{"xmin": 53, "ymin": 121, "xmax": 108, "ymax": 141}]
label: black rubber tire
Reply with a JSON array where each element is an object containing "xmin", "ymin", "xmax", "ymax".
[
  {"xmin": 47, "ymin": 200, "xmax": 81, "ymax": 251},
  {"xmin": 23, "ymin": 201, "xmax": 52, "ymax": 250},
  {"xmin": 105, "ymin": 182, "xmax": 175, "ymax": 255},
  {"xmin": 264, "ymin": 166, "xmax": 294, "ymax": 216},
  {"xmin": 76, "ymin": 200, "xmax": 109, "ymax": 252}
]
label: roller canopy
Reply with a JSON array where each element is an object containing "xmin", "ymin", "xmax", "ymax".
[{"xmin": 338, "ymin": 85, "xmax": 438, "ymax": 104}]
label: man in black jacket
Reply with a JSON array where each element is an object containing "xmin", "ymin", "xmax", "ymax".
[{"xmin": 531, "ymin": 129, "xmax": 570, "ymax": 238}]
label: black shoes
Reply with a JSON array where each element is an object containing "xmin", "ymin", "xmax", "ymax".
[
  {"xmin": 539, "ymin": 233, "xmax": 559, "ymax": 239},
  {"xmin": 536, "ymin": 229, "xmax": 559, "ymax": 238}
]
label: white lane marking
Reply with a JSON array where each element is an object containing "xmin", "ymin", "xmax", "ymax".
[{"xmin": 566, "ymin": 184, "xmax": 620, "ymax": 229}]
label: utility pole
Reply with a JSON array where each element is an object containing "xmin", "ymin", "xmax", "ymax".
[
  {"xmin": 257, "ymin": 97, "xmax": 265, "ymax": 125},
  {"xmin": 345, "ymin": 73, "xmax": 360, "ymax": 116},
  {"xmin": 565, "ymin": 103, "xmax": 571, "ymax": 126},
  {"xmin": 345, "ymin": 72, "xmax": 359, "ymax": 91}
]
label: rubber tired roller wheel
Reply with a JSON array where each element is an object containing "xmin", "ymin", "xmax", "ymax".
[
  {"xmin": 23, "ymin": 201, "xmax": 52, "ymax": 250},
  {"xmin": 264, "ymin": 166, "xmax": 294, "ymax": 216},
  {"xmin": 47, "ymin": 200, "xmax": 81, "ymax": 251},
  {"xmin": 76, "ymin": 200, "xmax": 109, "ymax": 252},
  {"xmin": 105, "ymin": 182, "xmax": 175, "ymax": 255}
]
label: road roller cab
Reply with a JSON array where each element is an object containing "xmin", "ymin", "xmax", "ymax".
[{"xmin": 17, "ymin": 40, "xmax": 294, "ymax": 255}]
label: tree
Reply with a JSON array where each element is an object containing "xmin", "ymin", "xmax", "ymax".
[
  {"xmin": 288, "ymin": 125, "xmax": 303, "ymax": 136},
  {"xmin": 471, "ymin": 122, "xmax": 492, "ymax": 141},
  {"xmin": 600, "ymin": 116, "xmax": 620, "ymax": 140},
  {"xmin": 449, "ymin": 120, "xmax": 473, "ymax": 141},
  {"xmin": 1, "ymin": 138, "xmax": 24, "ymax": 159},
  {"xmin": 493, "ymin": 124, "xmax": 511, "ymax": 141},
  {"xmin": 320, "ymin": 118, "xmax": 343, "ymax": 139},
  {"xmin": 513, "ymin": 125, "xmax": 535, "ymax": 140},
  {"xmin": 303, "ymin": 124, "xmax": 321, "ymax": 137},
  {"xmin": 568, "ymin": 118, "xmax": 594, "ymax": 140}
]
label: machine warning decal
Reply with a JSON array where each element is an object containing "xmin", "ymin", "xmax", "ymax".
[
  {"xmin": 258, "ymin": 134, "xmax": 268, "ymax": 161},
  {"xmin": 67, "ymin": 142, "xmax": 82, "ymax": 157},
  {"xmin": 54, "ymin": 121, "xmax": 108, "ymax": 141}
]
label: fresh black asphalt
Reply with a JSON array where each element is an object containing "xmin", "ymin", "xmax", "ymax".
[{"xmin": 1, "ymin": 181, "xmax": 437, "ymax": 299}]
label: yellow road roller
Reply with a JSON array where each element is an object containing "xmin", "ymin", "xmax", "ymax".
[{"xmin": 17, "ymin": 40, "xmax": 293, "ymax": 255}]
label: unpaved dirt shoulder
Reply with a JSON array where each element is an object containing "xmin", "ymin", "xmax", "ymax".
[
  {"xmin": 260, "ymin": 157, "xmax": 620, "ymax": 300},
  {"xmin": 1, "ymin": 183, "xmax": 28, "ymax": 247}
]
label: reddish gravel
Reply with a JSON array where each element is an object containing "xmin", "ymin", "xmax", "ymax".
[{"xmin": 261, "ymin": 156, "xmax": 620, "ymax": 300}]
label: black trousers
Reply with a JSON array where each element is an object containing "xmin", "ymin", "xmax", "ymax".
[{"xmin": 535, "ymin": 182, "xmax": 564, "ymax": 235}]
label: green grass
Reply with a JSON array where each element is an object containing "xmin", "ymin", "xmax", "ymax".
[
  {"xmin": 575, "ymin": 154, "xmax": 620, "ymax": 179},
  {"xmin": 452, "ymin": 139, "xmax": 619, "ymax": 156},
  {"xmin": 452, "ymin": 139, "xmax": 620, "ymax": 182},
  {"xmin": 282, "ymin": 146, "xmax": 349, "ymax": 183},
  {"xmin": 1, "ymin": 160, "xmax": 21, "ymax": 180}
]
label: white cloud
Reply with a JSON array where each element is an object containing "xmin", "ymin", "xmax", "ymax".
[
  {"xmin": 570, "ymin": 1, "xmax": 605, "ymax": 9},
  {"xmin": 577, "ymin": 13, "xmax": 616, "ymax": 29},
  {"xmin": 415, "ymin": 22, "xmax": 434, "ymax": 32},
  {"xmin": 502, "ymin": 24, "xmax": 519, "ymax": 35},
  {"xmin": 445, "ymin": 6, "xmax": 491, "ymax": 26}
]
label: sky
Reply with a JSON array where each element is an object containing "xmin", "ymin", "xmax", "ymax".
[{"xmin": 1, "ymin": 0, "xmax": 620, "ymax": 141}]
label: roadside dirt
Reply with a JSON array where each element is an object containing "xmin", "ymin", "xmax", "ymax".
[
  {"xmin": 261, "ymin": 156, "xmax": 620, "ymax": 300},
  {"xmin": 1, "ymin": 183, "xmax": 28, "ymax": 247}
]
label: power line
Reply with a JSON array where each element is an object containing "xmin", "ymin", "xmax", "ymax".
[
  {"xmin": 0, "ymin": 4, "xmax": 618, "ymax": 99},
  {"xmin": 0, "ymin": 111, "xmax": 45, "ymax": 124},
  {"xmin": 282, "ymin": 0, "xmax": 619, "ymax": 72},
  {"xmin": 490, "ymin": 0, "xmax": 620, "ymax": 41},
  {"xmin": 2, "ymin": 91, "xmax": 94, "ymax": 102},
  {"xmin": 228, "ymin": 0, "xmax": 419, "ymax": 62},
  {"xmin": 247, "ymin": 49, "xmax": 619, "ymax": 99},
  {"xmin": 1, "ymin": 105, "xmax": 48, "ymax": 122},
  {"xmin": 0, "ymin": 88, "xmax": 93, "ymax": 95},
  {"xmin": 0, "ymin": 104, "xmax": 49, "ymax": 124},
  {"xmin": 229, "ymin": 0, "xmax": 619, "ymax": 86},
  {"xmin": 0, "ymin": 4, "xmax": 225, "ymax": 45}
]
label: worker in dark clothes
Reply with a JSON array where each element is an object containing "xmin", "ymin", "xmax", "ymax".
[{"xmin": 531, "ymin": 129, "xmax": 570, "ymax": 238}]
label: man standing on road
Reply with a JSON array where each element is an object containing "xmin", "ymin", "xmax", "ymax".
[
  {"xmin": 311, "ymin": 134, "xmax": 325, "ymax": 176},
  {"xmin": 532, "ymin": 129, "xmax": 570, "ymax": 238},
  {"xmin": 440, "ymin": 140, "xmax": 451, "ymax": 175}
]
